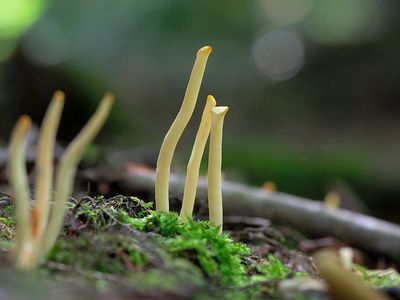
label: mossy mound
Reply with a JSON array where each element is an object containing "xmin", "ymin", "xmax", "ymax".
[
  {"xmin": 42, "ymin": 195, "xmax": 311, "ymax": 298},
  {"xmin": 65, "ymin": 195, "xmax": 252, "ymax": 286}
]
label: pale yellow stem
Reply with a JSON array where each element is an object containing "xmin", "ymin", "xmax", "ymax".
[
  {"xmin": 31, "ymin": 91, "xmax": 64, "ymax": 252},
  {"xmin": 155, "ymin": 46, "xmax": 212, "ymax": 212},
  {"xmin": 314, "ymin": 250, "xmax": 389, "ymax": 300},
  {"xmin": 41, "ymin": 93, "xmax": 114, "ymax": 256},
  {"xmin": 8, "ymin": 115, "xmax": 31, "ymax": 268},
  {"xmin": 179, "ymin": 95, "xmax": 216, "ymax": 221},
  {"xmin": 208, "ymin": 106, "xmax": 229, "ymax": 233}
]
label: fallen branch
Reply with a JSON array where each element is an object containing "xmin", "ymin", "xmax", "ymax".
[{"xmin": 121, "ymin": 169, "xmax": 400, "ymax": 263}]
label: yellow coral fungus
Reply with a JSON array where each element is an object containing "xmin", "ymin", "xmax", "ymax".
[
  {"xmin": 8, "ymin": 92, "xmax": 114, "ymax": 270},
  {"xmin": 43, "ymin": 93, "xmax": 114, "ymax": 255},
  {"xmin": 208, "ymin": 106, "xmax": 229, "ymax": 233},
  {"xmin": 180, "ymin": 95, "xmax": 216, "ymax": 221},
  {"xmin": 8, "ymin": 115, "xmax": 32, "ymax": 267},
  {"xmin": 155, "ymin": 46, "xmax": 212, "ymax": 212}
]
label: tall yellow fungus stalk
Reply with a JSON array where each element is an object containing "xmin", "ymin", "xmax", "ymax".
[{"xmin": 155, "ymin": 46, "xmax": 212, "ymax": 212}]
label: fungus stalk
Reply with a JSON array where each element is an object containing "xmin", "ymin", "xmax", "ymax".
[
  {"xmin": 208, "ymin": 106, "xmax": 229, "ymax": 233},
  {"xmin": 7, "ymin": 92, "xmax": 114, "ymax": 270},
  {"xmin": 155, "ymin": 46, "xmax": 212, "ymax": 212},
  {"xmin": 179, "ymin": 95, "xmax": 216, "ymax": 221},
  {"xmin": 42, "ymin": 93, "xmax": 114, "ymax": 255},
  {"xmin": 8, "ymin": 116, "xmax": 31, "ymax": 267},
  {"xmin": 314, "ymin": 250, "xmax": 389, "ymax": 300},
  {"xmin": 31, "ymin": 91, "xmax": 64, "ymax": 250}
]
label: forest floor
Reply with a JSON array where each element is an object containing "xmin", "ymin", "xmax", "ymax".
[{"xmin": 0, "ymin": 152, "xmax": 399, "ymax": 300}]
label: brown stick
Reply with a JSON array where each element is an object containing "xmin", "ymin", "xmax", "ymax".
[{"xmin": 122, "ymin": 169, "xmax": 400, "ymax": 263}]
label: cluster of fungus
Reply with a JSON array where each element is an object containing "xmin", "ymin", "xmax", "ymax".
[
  {"xmin": 7, "ymin": 45, "xmax": 227, "ymax": 272},
  {"xmin": 155, "ymin": 45, "xmax": 229, "ymax": 233},
  {"xmin": 8, "ymin": 92, "xmax": 113, "ymax": 270}
]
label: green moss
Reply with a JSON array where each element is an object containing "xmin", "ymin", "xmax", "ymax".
[
  {"xmin": 44, "ymin": 225, "xmax": 204, "ymax": 294},
  {"xmin": 141, "ymin": 211, "xmax": 182, "ymax": 236},
  {"xmin": 0, "ymin": 216, "xmax": 14, "ymax": 240},
  {"xmin": 47, "ymin": 232, "xmax": 149, "ymax": 275},
  {"xmin": 251, "ymin": 255, "xmax": 308, "ymax": 282},
  {"xmin": 118, "ymin": 211, "xmax": 250, "ymax": 285},
  {"xmin": 73, "ymin": 195, "xmax": 152, "ymax": 229},
  {"xmin": 65, "ymin": 196, "xmax": 316, "ymax": 297},
  {"xmin": 0, "ymin": 216, "xmax": 15, "ymax": 226},
  {"xmin": 354, "ymin": 264, "xmax": 400, "ymax": 288},
  {"xmin": 2, "ymin": 204, "xmax": 14, "ymax": 216},
  {"xmin": 163, "ymin": 217, "xmax": 250, "ymax": 285},
  {"xmin": 0, "ymin": 195, "xmax": 319, "ymax": 298},
  {"xmin": 70, "ymin": 197, "xmax": 311, "ymax": 288},
  {"xmin": 73, "ymin": 198, "xmax": 250, "ymax": 285},
  {"xmin": 253, "ymin": 255, "xmax": 291, "ymax": 281}
]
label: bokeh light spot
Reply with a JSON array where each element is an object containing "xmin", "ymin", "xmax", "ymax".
[
  {"xmin": 0, "ymin": 0, "xmax": 47, "ymax": 39},
  {"xmin": 252, "ymin": 30, "xmax": 305, "ymax": 81}
]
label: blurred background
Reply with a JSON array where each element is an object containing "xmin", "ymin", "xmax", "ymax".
[{"xmin": 1, "ymin": 0, "xmax": 400, "ymax": 222}]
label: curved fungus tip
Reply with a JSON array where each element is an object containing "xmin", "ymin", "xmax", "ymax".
[
  {"xmin": 197, "ymin": 45, "xmax": 212, "ymax": 56},
  {"xmin": 18, "ymin": 115, "xmax": 32, "ymax": 129},
  {"xmin": 207, "ymin": 95, "xmax": 217, "ymax": 106},
  {"xmin": 53, "ymin": 90, "xmax": 65, "ymax": 102},
  {"xmin": 103, "ymin": 92, "xmax": 115, "ymax": 104}
]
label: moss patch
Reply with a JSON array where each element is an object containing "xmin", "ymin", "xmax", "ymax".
[
  {"xmin": 71, "ymin": 198, "xmax": 251, "ymax": 286},
  {"xmin": 0, "ymin": 206, "xmax": 14, "ymax": 241},
  {"xmin": 71, "ymin": 195, "xmax": 152, "ymax": 229},
  {"xmin": 47, "ymin": 232, "xmax": 148, "ymax": 274},
  {"xmin": 354, "ymin": 265, "xmax": 400, "ymax": 289}
]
